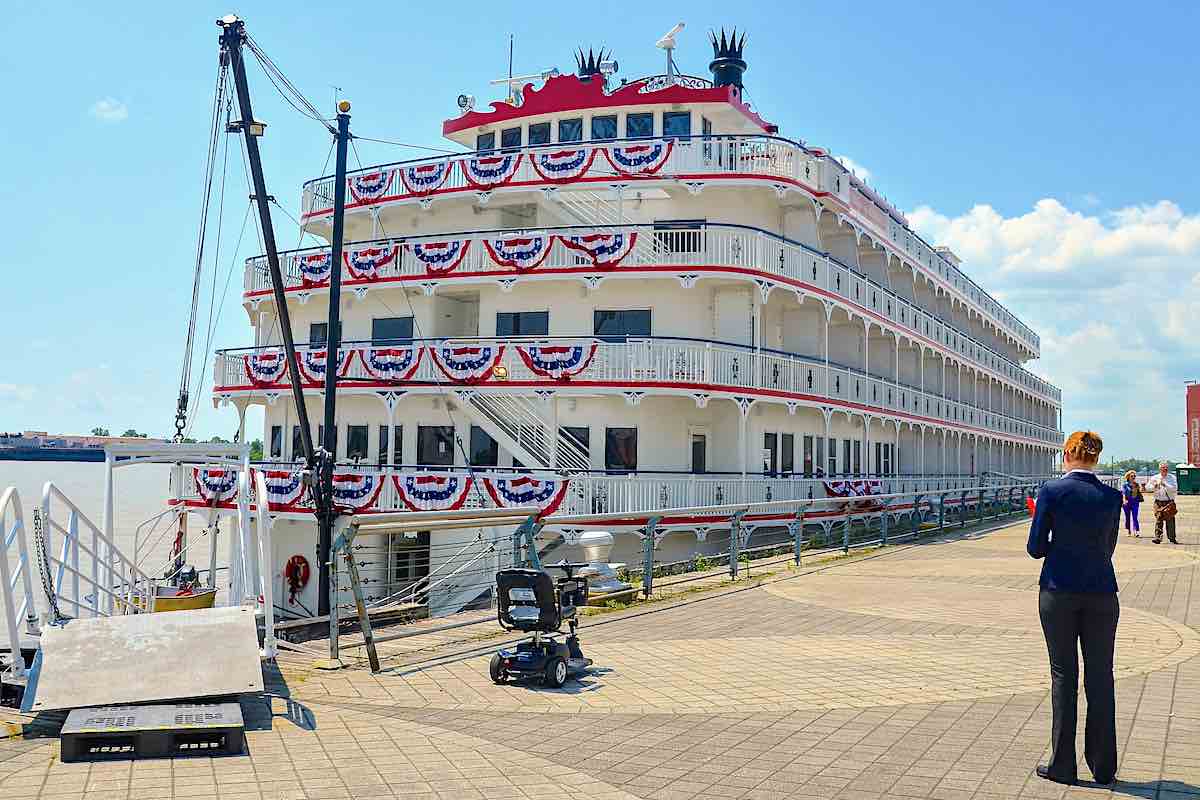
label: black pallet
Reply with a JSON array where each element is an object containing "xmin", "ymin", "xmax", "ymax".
[{"xmin": 60, "ymin": 702, "xmax": 245, "ymax": 762}]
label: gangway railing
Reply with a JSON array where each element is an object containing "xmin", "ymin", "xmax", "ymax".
[{"xmin": 0, "ymin": 487, "xmax": 39, "ymax": 681}]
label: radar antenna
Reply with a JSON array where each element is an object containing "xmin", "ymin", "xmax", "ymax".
[{"xmin": 655, "ymin": 22, "xmax": 685, "ymax": 81}]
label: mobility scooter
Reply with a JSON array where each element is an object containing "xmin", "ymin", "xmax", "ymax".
[{"xmin": 490, "ymin": 561, "xmax": 592, "ymax": 688}]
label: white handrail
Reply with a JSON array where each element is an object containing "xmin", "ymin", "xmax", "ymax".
[
  {"xmin": 0, "ymin": 487, "xmax": 39, "ymax": 680},
  {"xmin": 250, "ymin": 469, "xmax": 276, "ymax": 659}
]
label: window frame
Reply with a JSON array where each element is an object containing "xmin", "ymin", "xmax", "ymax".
[
  {"xmin": 475, "ymin": 131, "xmax": 495, "ymax": 152},
  {"xmin": 662, "ymin": 111, "xmax": 692, "ymax": 138},
  {"xmin": 417, "ymin": 425, "xmax": 455, "ymax": 466},
  {"xmin": 593, "ymin": 309, "xmax": 651, "ymax": 340},
  {"xmin": 500, "ymin": 126, "xmax": 522, "ymax": 150},
  {"xmin": 528, "ymin": 122, "xmax": 550, "ymax": 145},
  {"xmin": 371, "ymin": 316, "xmax": 414, "ymax": 344},
  {"xmin": 590, "ymin": 114, "xmax": 617, "ymax": 140},
  {"xmin": 604, "ymin": 427, "xmax": 638, "ymax": 473},
  {"xmin": 557, "ymin": 117, "xmax": 583, "ymax": 143},
  {"xmin": 346, "ymin": 425, "xmax": 369, "ymax": 462},
  {"xmin": 495, "ymin": 310, "xmax": 549, "ymax": 337},
  {"xmin": 625, "ymin": 112, "xmax": 653, "ymax": 139}
]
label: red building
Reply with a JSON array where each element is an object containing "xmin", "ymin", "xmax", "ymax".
[{"xmin": 1188, "ymin": 382, "xmax": 1200, "ymax": 466}]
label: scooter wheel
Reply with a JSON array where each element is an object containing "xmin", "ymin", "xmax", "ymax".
[
  {"xmin": 489, "ymin": 654, "xmax": 506, "ymax": 684},
  {"xmin": 544, "ymin": 656, "xmax": 567, "ymax": 688}
]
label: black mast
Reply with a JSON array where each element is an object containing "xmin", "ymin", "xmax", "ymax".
[{"xmin": 318, "ymin": 106, "xmax": 352, "ymax": 617}]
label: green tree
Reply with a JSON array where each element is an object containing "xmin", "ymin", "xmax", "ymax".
[
  {"xmin": 90, "ymin": 427, "xmax": 110, "ymax": 437},
  {"xmin": 249, "ymin": 439, "xmax": 264, "ymax": 461},
  {"xmin": 208, "ymin": 435, "xmax": 231, "ymax": 444},
  {"xmin": 121, "ymin": 429, "xmax": 147, "ymax": 438}
]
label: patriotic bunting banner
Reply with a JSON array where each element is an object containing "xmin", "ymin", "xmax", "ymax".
[
  {"xmin": 298, "ymin": 349, "xmax": 354, "ymax": 384},
  {"xmin": 394, "ymin": 472, "xmax": 474, "ymax": 512},
  {"xmin": 297, "ymin": 252, "xmax": 332, "ymax": 286},
  {"xmin": 348, "ymin": 169, "xmax": 394, "ymax": 203},
  {"xmin": 482, "ymin": 474, "xmax": 569, "ymax": 515},
  {"xmin": 243, "ymin": 351, "xmax": 288, "ymax": 386},
  {"xmin": 258, "ymin": 468, "xmax": 307, "ymax": 511},
  {"xmin": 462, "ymin": 152, "xmax": 522, "ymax": 188},
  {"xmin": 605, "ymin": 140, "xmax": 673, "ymax": 176},
  {"xmin": 823, "ymin": 479, "xmax": 885, "ymax": 510},
  {"xmin": 359, "ymin": 345, "xmax": 422, "ymax": 381},
  {"xmin": 432, "ymin": 343, "xmax": 505, "ymax": 383},
  {"xmin": 331, "ymin": 471, "xmax": 385, "ymax": 512},
  {"xmin": 483, "ymin": 235, "xmax": 553, "ymax": 271},
  {"xmin": 561, "ymin": 232, "xmax": 637, "ymax": 267},
  {"xmin": 344, "ymin": 244, "xmax": 399, "ymax": 280},
  {"xmin": 529, "ymin": 147, "xmax": 597, "ymax": 182},
  {"xmin": 515, "ymin": 343, "xmax": 597, "ymax": 381},
  {"xmin": 194, "ymin": 467, "xmax": 238, "ymax": 504},
  {"xmin": 408, "ymin": 239, "xmax": 471, "ymax": 275},
  {"xmin": 399, "ymin": 160, "xmax": 451, "ymax": 195}
]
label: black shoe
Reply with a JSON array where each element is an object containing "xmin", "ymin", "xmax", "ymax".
[
  {"xmin": 1036, "ymin": 765, "xmax": 1077, "ymax": 786},
  {"xmin": 1093, "ymin": 774, "xmax": 1116, "ymax": 786},
  {"xmin": 1153, "ymin": 538, "xmax": 1162, "ymax": 544}
]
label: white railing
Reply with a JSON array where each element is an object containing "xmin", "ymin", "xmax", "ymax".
[
  {"xmin": 0, "ymin": 487, "xmax": 38, "ymax": 680},
  {"xmin": 249, "ymin": 469, "xmax": 276, "ymax": 659},
  {"xmin": 299, "ymin": 134, "xmax": 1039, "ymax": 353},
  {"xmin": 243, "ymin": 223, "xmax": 1057, "ymax": 405},
  {"xmin": 214, "ymin": 337, "xmax": 1062, "ymax": 445}
]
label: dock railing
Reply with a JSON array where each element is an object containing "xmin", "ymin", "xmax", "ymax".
[{"xmin": 0, "ymin": 487, "xmax": 39, "ymax": 681}]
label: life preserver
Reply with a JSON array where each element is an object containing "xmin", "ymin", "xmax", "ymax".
[{"xmin": 284, "ymin": 555, "xmax": 311, "ymax": 605}]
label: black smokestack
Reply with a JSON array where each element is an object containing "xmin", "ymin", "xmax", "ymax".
[
  {"xmin": 708, "ymin": 28, "xmax": 747, "ymax": 90},
  {"xmin": 575, "ymin": 48, "xmax": 607, "ymax": 79}
]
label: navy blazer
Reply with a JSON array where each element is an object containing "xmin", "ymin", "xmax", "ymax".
[{"xmin": 1027, "ymin": 471, "xmax": 1121, "ymax": 593}]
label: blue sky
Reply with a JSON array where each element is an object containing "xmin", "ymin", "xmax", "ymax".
[{"xmin": 1, "ymin": 1, "xmax": 1197, "ymax": 461}]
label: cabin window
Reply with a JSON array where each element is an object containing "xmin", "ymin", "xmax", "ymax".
[
  {"xmin": 625, "ymin": 112, "xmax": 653, "ymax": 138},
  {"xmin": 690, "ymin": 433, "xmax": 707, "ymax": 474},
  {"xmin": 842, "ymin": 439, "xmax": 852, "ymax": 476},
  {"xmin": 561, "ymin": 426, "xmax": 590, "ymax": 470},
  {"xmin": 827, "ymin": 437, "xmax": 839, "ymax": 476},
  {"xmin": 702, "ymin": 115, "xmax": 713, "ymax": 159},
  {"xmin": 781, "ymin": 433, "xmax": 795, "ymax": 474},
  {"xmin": 558, "ymin": 117, "xmax": 583, "ymax": 143},
  {"xmin": 853, "ymin": 440, "xmax": 862, "ymax": 474},
  {"xmin": 815, "ymin": 436, "xmax": 826, "ymax": 477},
  {"xmin": 496, "ymin": 311, "xmax": 549, "ymax": 336},
  {"xmin": 372, "ymin": 316, "xmax": 413, "ymax": 343},
  {"xmin": 590, "ymin": 115, "xmax": 617, "ymax": 140},
  {"xmin": 469, "ymin": 426, "xmax": 498, "ymax": 467},
  {"xmin": 377, "ymin": 425, "xmax": 402, "ymax": 466},
  {"xmin": 528, "ymin": 122, "xmax": 550, "ymax": 145},
  {"xmin": 663, "ymin": 111, "xmax": 692, "ymax": 138},
  {"xmin": 347, "ymin": 425, "xmax": 369, "ymax": 462},
  {"xmin": 593, "ymin": 309, "xmax": 651, "ymax": 340},
  {"xmin": 417, "ymin": 425, "xmax": 455, "ymax": 466},
  {"xmin": 604, "ymin": 427, "xmax": 637, "ymax": 472},
  {"xmin": 317, "ymin": 425, "xmax": 338, "ymax": 459},
  {"xmin": 500, "ymin": 126, "xmax": 522, "ymax": 150},
  {"xmin": 803, "ymin": 435, "xmax": 813, "ymax": 477},
  {"xmin": 269, "ymin": 425, "xmax": 282, "ymax": 459},
  {"xmin": 291, "ymin": 426, "xmax": 304, "ymax": 461},
  {"xmin": 475, "ymin": 132, "xmax": 495, "ymax": 152},
  {"xmin": 763, "ymin": 432, "xmax": 778, "ymax": 475}
]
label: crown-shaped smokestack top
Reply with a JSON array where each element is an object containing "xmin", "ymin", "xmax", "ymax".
[
  {"xmin": 575, "ymin": 47, "xmax": 608, "ymax": 78},
  {"xmin": 709, "ymin": 28, "xmax": 747, "ymax": 90}
]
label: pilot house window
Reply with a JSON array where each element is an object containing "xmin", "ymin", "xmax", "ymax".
[
  {"xmin": 590, "ymin": 115, "xmax": 617, "ymax": 140},
  {"xmin": 558, "ymin": 117, "xmax": 583, "ymax": 143},
  {"xmin": 625, "ymin": 112, "xmax": 653, "ymax": 138},
  {"xmin": 528, "ymin": 122, "xmax": 550, "ymax": 145},
  {"xmin": 663, "ymin": 111, "xmax": 692, "ymax": 138}
]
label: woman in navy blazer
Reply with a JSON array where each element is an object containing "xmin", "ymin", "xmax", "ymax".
[{"xmin": 1027, "ymin": 430, "xmax": 1122, "ymax": 786}]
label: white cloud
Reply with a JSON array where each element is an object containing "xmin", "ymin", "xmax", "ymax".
[
  {"xmin": 908, "ymin": 197, "xmax": 1200, "ymax": 460},
  {"xmin": 89, "ymin": 97, "xmax": 128, "ymax": 122},
  {"xmin": 837, "ymin": 155, "xmax": 871, "ymax": 182},
  {"xmin": 0, "ymin": 383, "xmax": 36, "ymax": 403}
]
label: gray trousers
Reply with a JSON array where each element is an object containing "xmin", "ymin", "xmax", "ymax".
[{"xmin": 1153, "ymin": 500, "xmax": 1177, "ymax": 542}]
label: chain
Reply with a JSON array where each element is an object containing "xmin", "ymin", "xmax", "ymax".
[{"xmin": 31, "ymin": 509, "xmax": 65, "ymax": 625}]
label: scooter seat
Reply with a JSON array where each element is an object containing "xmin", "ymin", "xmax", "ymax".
[{"xmin": 508, "ymin": 606, "xmax": 541, "ymax": 626}]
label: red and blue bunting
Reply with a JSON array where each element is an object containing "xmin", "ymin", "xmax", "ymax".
[
  {"xmin": 515, "ymin": 343, "xmax": 597, "ymax": 381},
  {"xmin": 529, "ymin": 147, "xmax": 597, "ymax": 182},
  {"xmin": 823, "ymin": 479, "xmax": 885, "ymax": 511},
  {"xmin": 348, "ymin": 169, "xmax": 394, "ymax": 203},
  {"xmin": 605, "ymin": 140, "xmax": 673, "ymax": 176},
  {"xmin": 482, "ymin": 474, "xmax": 569, "ymax": 515},
  {"xmin": 359, "ymin": 346, "xmax": 422, "ymax": 381},
  {"xmin": 432, "ymin": 343, "xmax": 505, "ymax": 383},
  {"xmin": 483, "ymin": 235, "xmax": 553, "ymax": 271},
  {"xmin": 243, "ymin": 351, "xmax": 288, "ymax": 386},
  {"xmin": 258, "ymin": 468, "xmax": 307, "ymax": 511},
  {"xmin": 409, "ymin": 239, "xmax": 471, "ymax": 275},
  {"xmin": 399, "ymin": 160, "xmax": 451, "ymax": 195},
  {"xmin": 561, "ymin": 232, "xmax": 637, "ymax": 267},
  {"xmin": 331, "ymin": 471, "xmax": 384, "ymax": 512},
  {"xmin": 297, "ymin": 252, "xmax": 333, "ymax": 286},
  {"xmin": 394, "ymin": 471, "xmax": 474, "ymax": 512},
  {"xmin": 194, "ymin": 467, "xmax": 238, "ymax": 504},
  {"xmin": 344, "ymin": 244, "xmax": 399, "ymax": 280},
  {"xmin": 298, "ymin": 349, "xmax": 354, "ymax": 384},
  {"xmin": 462, "ymin": 152, "xmax": 522, "ymax": 189}
]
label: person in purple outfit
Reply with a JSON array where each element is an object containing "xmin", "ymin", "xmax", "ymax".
[{"xmin": 1121, "ymin": 470, "xmax": 1143, "ymax": 537}]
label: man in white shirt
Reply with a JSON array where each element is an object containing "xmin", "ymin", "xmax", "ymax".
[{"xmin": 1145, "ymin": 462, "xmax": 1179, "ymax": 544}]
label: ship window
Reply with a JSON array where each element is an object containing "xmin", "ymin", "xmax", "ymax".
[
  {"xmin": 815, "ymin": 436, "xmax": 826, "ymax": 477},
  {"xmin": 417, "ymin": 426, "xmax": 455, "ymax": 466},
  {"xmin": 561, "ymin": 426, "xmax": 590, "ymax": 469},
  {"xmin": 802, "ymin": 435, "xmax": 814, "ymax": 477},
  {"xmin": 318, "ymin": 425, "xmax": 338, "ymax": 460},
  {"xmin": 475, "ymin": 131, "xmax": 495, "ymax": 152},
  {"xmin": 528, "ymin": 122, "xmax": 550, "ymax": 145},
  {"xmin": 853, "ymin": 440, "xmax": 862, "ymax": 474},
  {"xmin": 372, "ymin": 316, "xmax": 413, "ymax": 343},
  {"xmin": 496, "ymin": 311, "xmax": 549, "ymax": 337},
  {"xmin": 558, "ymin": 117, "xmax": 583, "ymax": 143},
  {"xmin": 500, "ymin": 126, "xmax": 522, "ymax": 150},
  {"xmin": 377, "ymin": 426, "xmax": 388, "ymax": 466},
  {"xmin": 377, "ymin": 425, "xmax": 402, "ymax": 466},
  {"xmin": 291, "ymin": 426, "xmax": 303, "ymax": 461},
  {"xmin": 842, "ymin": 439, "xmax": 851, "ymax": 476},
  {"xmin": 604, "ymin": 427, "xmax": 637, "ymax": 473},
  {"xmin": 782, "ymin": 433, "xmax": 794, "ymax": 474},
  {"xmin": 269, "ymin": 425, "xmax": 282, "ymax": 459},
  {"xmin": 690, "ymin": 433, "xmax": 707, "ymax": 474},
  {"xmin": 763, "ymin": 433, "xmax": 778, "ymax": 475},
  {"xmin": 593, "ymin": 309, "xmax": 650, "ymax": 340},
  {"xmin": 663, "ymin": 111, "xmax": 692, "ymax": 138},
  {"xmin": 347, "ymin": 425, "xmax": 369, "ymax": 462},
  {"xmin": 827, "ymin": 437, "xmax": 838, "ymax": 476},
  {"xmin": 469, "ymin": 426, "xmax": 498, "ymax": 467},
  {"xmin": 308, "ymin": 322, "xmax": 341, "ymax": 346},
  {"xmin": 625, "ymin": 112, "xmax": 653, "ymax": 138},
  {"xmin": 590, "ymin": 115, "xmax": 617, "ymax": 140}
]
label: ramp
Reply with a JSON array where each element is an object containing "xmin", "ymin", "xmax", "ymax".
[
  {"xmin": 60, "ymin": 702, "xmax": 245, "ymax": 762},
  {"xmin": 22, "ymin": 607, "xmax": 263, "ymax": 712}
]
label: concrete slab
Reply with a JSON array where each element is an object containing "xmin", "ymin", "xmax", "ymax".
[{"xmin": 21, "ymin": 606, "xmax": 262, "ymax": 712}]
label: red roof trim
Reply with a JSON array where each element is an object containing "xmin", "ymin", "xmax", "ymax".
[{"xmin": 442, "ymin": 74, "xmax": 776, "ymax": 136}]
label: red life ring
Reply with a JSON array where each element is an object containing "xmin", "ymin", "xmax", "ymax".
[{"xmin": 284, "ymin": 555, "xmax": 311, "ymax": 604}]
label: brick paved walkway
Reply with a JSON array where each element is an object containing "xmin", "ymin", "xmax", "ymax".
[{"xmin": 3, "ymin": 497, "xmax": 1199, "ymax": 799}]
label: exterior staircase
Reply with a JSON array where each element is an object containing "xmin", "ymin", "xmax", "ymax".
[
  {"xmin": 541, "ymin": 187, "xmax": 667, "ymax": 264},
  {"xmin": 452, "ymin": 391, "xmax": 590, "ymax": 472}
]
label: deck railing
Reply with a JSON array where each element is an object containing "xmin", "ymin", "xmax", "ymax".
[
  {"xmin": 299, "ymin": 134, "xmax": 1039, "ymax": 352},
  {"xmin": 244, "ymin": 223, "xmax": 1057, "ymax": 404},
  {"xmin": 214, "ymin": 336, "xmax": 1061, "ymax": 444}
]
